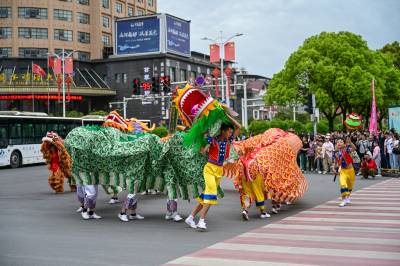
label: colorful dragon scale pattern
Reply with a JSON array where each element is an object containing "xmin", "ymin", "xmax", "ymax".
[
  {"xmin": 224, "ymin": 128, "xmax": 308, "ymax": 204},
  {"xmin": 158, "ymin": 132, "xmax": 224, "ymax": 200},
  {"xmin": 64, "ymin": 125, "xmax": 165, "ymax": 195}
]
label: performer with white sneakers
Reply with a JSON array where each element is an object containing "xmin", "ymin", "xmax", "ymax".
[
  {"xmin": 333, "ymin": 139, "xmax": 356, "ymax": 207},
  {"xmin": 118, "ymin": 194, "xmax": 144, "ymax": 222},
  {"xmin": 165, "ymin": 199, "xmax": 183, "ymax": 222},
  {"xmin": 76, "ymin": 185, "xmax": 102, "ymax": 220}
]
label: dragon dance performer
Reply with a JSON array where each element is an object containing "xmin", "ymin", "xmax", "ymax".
[
  {"xmin": 239, "ymin": 174, "xmax": 271, "ymax": 220},
  {"xmin": 41, "ymin": 131, "xmax": 74, "ymax": 193},
  {"xmin": 76, "ymin": 184, "xmax": 102, "ymax": 219},
  {"xmin": 333, "ymin": 138, "xmax": 357, "ymax": 207},
  {"xmin": 185, "ymin": 122, "xmax": 240, "ymax": 231}
]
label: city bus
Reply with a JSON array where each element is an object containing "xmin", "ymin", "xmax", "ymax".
[{"xmin": 0, "ymin": 111, "xmax": 105, "ymax": 168}]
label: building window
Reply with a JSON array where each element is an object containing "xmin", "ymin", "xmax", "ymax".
[
  {"xmin": 54, "ymin": 48, "xmax": 73, "ymax": 55},
  {"xmin": 102, "ymin": 0, "xmax": 109, "ymax": 9},
  {"xmin": 102, "ymin": 16, "xmax": 110, "ymax": 28},
  {"xmin": 137, "ymin": 0, "xmax": 144, "ymax": 4},
  {"xmin": 18, "ymin": 7, "xmax": 48, "ymax": 19},
  {"xmin": 78, "ymin": 32, "xmax": 90, "ymax": 43},
  {"xmin": 77, "ymin": 51, "xmax": 90, "ymax": 60},
  {"xmin": 169, "ymin": 67, "xmax": 176, "ymax": 82},
  {"xmin": 77, "ymin": 0, "xmax": 89, "ymax": 5},
  {"xmin": 54, "ymin": 9, "xmax": 73, "ymax": 22},
  {"xmin": 77, "ymin": 12, "xmax": 89, "ymax": 24},
  {"xmin": 19, "ymin": 48, "xmax": 48, "ymax": 58},
  {"xmin": 115, "ymin": 2, "xmax": 123, "ymax": 13},
  {"xmin": 128, "ymin": 6, "xmax": 134, "ymax": 16},
  {"xmin": 147, "ymin": 0, "xmax": 153, "ymax": 7},
  {"xmin": 115, "ymin": 73, "xmax": 121, "ymax": 83},
  {"xmin": 0, "ymin": 47, "xmax": 12, "ymax": 58},
  {"xmin": 180, "ymin": 69, "xmax": 187, "ymax": 81},
  {"xmin": 0, "ymin": 27, "xmax": 12, "ymax": 39},
  {"xmin": 59, "ymin": 0, "xmax": 72, "ymax": 2},
  {"xmin": 54, "ymin": 29, "xmax": 73, "ymax": 41},
  {"xmin": 137, "ymin": 8, "xmax": 145, "ymax": 16},
  {"xmin": 102, "ymin": 34, "xmax": 111, "ymax": 46},
  {"xmin": 122, "ymin": 73, "xmax": 127, "ymax": 83},
  {"xmin": 0, "ymin": 7, "xmax": 11, "ymax": 18},
  {"xmin": 19, "ymin": 28, "xmax": 48, "ymax": 39}
]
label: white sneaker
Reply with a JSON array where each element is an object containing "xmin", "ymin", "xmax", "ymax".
[
  {"xmin": 81, "ymin": 211, "xmax": 90, "ymax": 220},
  {"xmin": 339, "ymin": 200, "xmax": 346, "ymax": 207},
  {"xmin": 118, "ymin": 213, "xmax": 129, "ymax": 222},
  {"xmin": 129, "ymin": 213, "xmax": 144, "ymax": 220},
  {"xmin": 318, "ymin": 171, "xmax": 322, "ymax": 174},
  {"xmin": 151, "ymin": 190, "xmax": 157, "ymax": 195},
  {"xmin": 166, "ymin": 212, "xmax": 183, "ymax": 222},
  {"xmin": 345, "ymin": 197, "xmax": 351, "ymax": 205},
  {"xmin": 242, "ymin": 210, "xmax": 249, "ymax": 221},
  {"xmin": 108, "ymin": 198, "xmax": 120, "ymax": 204},
  {"xmin": 76, "ymin": 206, "xmax": 83, "ymax": 213},
  {"xmin": 90, "ymin": 212, "xmax": 102, "ymax": 219},
  {"xmin": 185, "ymin": 216, "xmax": 197, "ymax": 229},
  {"xmin": 197, "ymin": 220, "xmax": 207, "ymax": 231},
  {"xmin": 260, "ymin": 212, "xmax": 271, "ymax": 219},
  {"xmin": 271, "ymin": 208, "xmax": 279, "ymax": 214},
  {"xmin": 376, "ymin": 174, "xmax": 382, "ymax": 177}
]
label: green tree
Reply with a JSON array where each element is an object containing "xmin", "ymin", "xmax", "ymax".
[
  {"xmin": 151, "ymin": 127, "xmax": 168, "ymax": 138},
  {"xmin": 88, "ymin": 110, "xmax": 108, "ymax": 116},
  {"xmin": 66, "ymin": 110, "xmax": 84, "ymax": 117},
  {"xmin": 380, "ymin": 41, "xmax": 400, "ymax": 69},
  {"xmin": 266, "ymin": 31, "xmax": 400, "ymax": 131}
]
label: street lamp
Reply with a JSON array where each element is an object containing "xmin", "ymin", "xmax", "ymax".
[
  {"xmin": 49, "ymin": 49, "xmax": 76, "ymax": 117},
  {"xmin": 201, "ymin": 32, "xmax": 243, "ymax": 108}
]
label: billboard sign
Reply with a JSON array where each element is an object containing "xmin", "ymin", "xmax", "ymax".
[
  {"xmin": 115, "ymin": 16, "xmax": 160, "ymax": 56},
  {"xmin": 166, "ymin": 15, "xmax": 190, "ymax": 57}
]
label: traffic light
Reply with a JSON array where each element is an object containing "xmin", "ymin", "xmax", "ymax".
[
  {"xmin": 132, "ymin": 78, "xmax": 141, "ymax": 95},
  {"xmin": 304, "ymin": 93, "xmax": 313, "ymax": 113},
  {"xmin": 151, "ymin": 76, "xmax": 160, "ymax": 93},
  {"xmin": 161, "ymin": 75, "xmax": 171, "ymax": 93}
]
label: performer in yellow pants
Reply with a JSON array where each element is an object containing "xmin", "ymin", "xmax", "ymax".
[
  {"xmin": 240, "ymin": 174, "xmax": 270, "ymax": 220},
  {"xmin": 197, "ymin": 163, "xmax": 223, "ymax": 205},
  {"xmin": 334, "ymin": 138, "xmax": 357, "ymax": 207}
]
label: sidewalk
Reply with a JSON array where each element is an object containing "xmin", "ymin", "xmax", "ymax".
[{"xmin": 163, "ymin": 178, "xmax": 400, "ymax": 266}]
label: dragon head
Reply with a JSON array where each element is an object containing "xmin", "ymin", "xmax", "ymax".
[
  {"xmin": 103, "ymin": 111, "xmax": 134, "ymax": 132},
  {"xmin": 42, "ymin": 131, "xmax": 62, "ymax": 143},
  {"xmin": 173, "ymin": 84, "xmax": 215, "ymax": 127}
]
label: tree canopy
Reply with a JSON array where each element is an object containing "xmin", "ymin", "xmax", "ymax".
[{"xmin": 265, "ymin": 31, "xmax": 400, "ymax": 130}]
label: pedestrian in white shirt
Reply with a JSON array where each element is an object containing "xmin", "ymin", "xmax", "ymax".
[{"xmin": 322, "ymin": 135, "xmax": 334, "ymax": 174}]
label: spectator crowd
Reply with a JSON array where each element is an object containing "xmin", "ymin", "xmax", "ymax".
[{"xmin": 292, "ymin": 128, "xmax": 400, "ymax": 178}]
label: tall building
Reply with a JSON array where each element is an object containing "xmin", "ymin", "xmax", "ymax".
[{"xmin": 0, "ymin": 0, "xmax": 157, "ymax": 60}]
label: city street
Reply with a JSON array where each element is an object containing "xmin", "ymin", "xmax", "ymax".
[{"xmin": 0, "ymin": 164, "xmax": 390, "ymax": 266}]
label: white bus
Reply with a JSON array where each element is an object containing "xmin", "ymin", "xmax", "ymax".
[{"xmin": 0, "ymin": 111, "xmax": 105, "ymax": 168}]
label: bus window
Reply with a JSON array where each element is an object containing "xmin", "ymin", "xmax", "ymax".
[
  {"xmin": 35, "ymin": 123, "xmax": 47, "ymax": 142},
  {"xmin": 58, "ymin": 123, "xmax": 68, "ymax": 138},
  {"xmin": 47, "ymin": 123, "xmax": 59, "ymax": 133},
  {"xmin": 10, "ymin": 123, "xmax": 22, "ymax": 145},
  {"xmin": 0, "ymin": 125, "xmax": 8, "ymax": 148},
  {"xmin": 22, "ymin": 122, "xmax": 35, "ymax": 144}
]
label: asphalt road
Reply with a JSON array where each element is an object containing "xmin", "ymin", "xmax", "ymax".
[{"xmin": 0, "ymin": 165, "xmax": 387, "ymax": 266}]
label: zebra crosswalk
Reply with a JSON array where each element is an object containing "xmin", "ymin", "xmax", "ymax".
[{"xmin": 163, "ymin": 178, "xmax": 400, "ymax": 266}]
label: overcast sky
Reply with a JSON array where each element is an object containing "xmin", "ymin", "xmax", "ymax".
[{"xmin": 158, "ymin": 0, "xmax": 400, "ymax": 78}]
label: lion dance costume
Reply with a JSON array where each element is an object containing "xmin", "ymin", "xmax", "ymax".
[{"xmin": 41, "ymin": 131, "xmax": 73, "ymax": 193}]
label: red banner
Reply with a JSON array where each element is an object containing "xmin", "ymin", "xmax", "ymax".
[
  {"xmin": 224, "ymin": 42, "xmax": 235, "ymax": 61},
  {"xmin": 65, "ymin": 57, "xmax": 73, "ymax": 74},
  {"xmin": 210, "ymin": 44, "xmax": 220, "ymax": 63},
  {"xmin": 32, "ymin": 64, "xmax": 46, "ymax": 77},
  {"xmin": 53, "ymin": 58, "xmax": 62, "ymax": 75},
  {"xmin": 48, "ymin": 56, "xmax": 54, "ymax": 69}
]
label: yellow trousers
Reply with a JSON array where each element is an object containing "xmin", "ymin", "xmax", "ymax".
[
  {"xmin": 241, "ymin": 174, "xmax": 265, "ymax": 211},
  {"xmin": 339, "ymin": 167, "xmax": 355, "ymax": 197},
  {"xmin": 197, "ymin": 163, "xmax": 223, "ymax": 205}
]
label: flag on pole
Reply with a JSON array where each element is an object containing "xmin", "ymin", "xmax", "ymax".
[
  {"xmin": 48, "ymin": 55, "xmax": 54, "ymax": 69},
  {"xmin": 209, "ymin": 44, "xmax": 220, "ymax": 63},
  {"xmin": 369, "ymin": 78, "xmax": 378, "ymax": 135},
  {"xmin": 224, "ymin": 42, "xmax": 235, "ymax": 61},
  {"xmin": 32, "ymin": 63, "xmax": 46, "ymax": 77},
  {"xmin": 53, "ymin": 58, "xmax": 62, "ymax": 75},
  {"xmin": 65, "ymin": 57, "xmax": 73, "ymax": 74}
]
